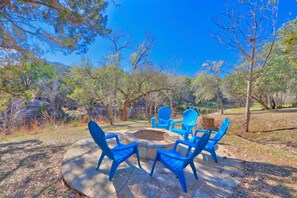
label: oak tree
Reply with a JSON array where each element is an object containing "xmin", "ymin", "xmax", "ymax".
[{"xmin": 0, "ymin": 0, "xmax": 109, "ymax": 57}]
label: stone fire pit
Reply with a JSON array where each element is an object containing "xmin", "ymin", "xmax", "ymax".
[{"xmin": 125, "ymin": 128, "xmax": 180, "ymax": 160}]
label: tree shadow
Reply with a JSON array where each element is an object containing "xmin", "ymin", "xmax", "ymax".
[
  {"xmin": 231, "ymin": 161, "xmax": 297, "ymax": 197},
  {"xmin": 270, "ymin": 108, "xmax": 297, "ymax": 113},
  {"xmin": 225, "ymin": 107, "xmax": 297, "ymax": 116},
  {"xmin": 258, "ymin": 127, "xmax": 297, "ymax": 133},
  {"xmin": 0, "ymin": 139, "xmax": 43, "ymax": 155},
  {"xmin": 4, "ymin": 137, "xmax": 295, "ymax": 197},
  {"xmin": 0, "ymin": 139, "xmax": 75, "ymax": 197},
  {"xmin": 62, "ymin": 140, "xmax": 243, "ymax": 198},
  {"xmin": 117, "ymin": 156, "xmax": 297, "ymax": 197}
]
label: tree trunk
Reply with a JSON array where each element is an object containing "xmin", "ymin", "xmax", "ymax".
[
  {"xmin": 270, "ymin": 97, "xmax": 276, "ymax": 109},
  {"xmin": 108, "ymin": 106, "xmax": 113, "ymax": 125},
  {"xmin": 252, "ymin": 96, "xmax": 270, "ymax": 110},
  {"xmin": 244, "ymin": 79, "xmax": 252, "ymax": 132},
  {"xmin": 220, "ymin": 99, "xmax": 224, "ymax": 114},
  {"xmin": 145, "ymin": 101, "xmax": 149, "ymax": 120},
  {"xmin": 169, "ymin": 95, "xmax": 173, "ymax": 110},
  {"xmin": 243, "ymin": 60, "xmax": 254, "ymax": 132},
  {"xmin": 121, "ymin": 103, "xmax": 129, "ymax": 121},
  {"xmin": 106, "ymin": 111, "xmax": 113, "ymax": 125},
  {"xmin": 145, "ymin": 101, "xmax": 153, "ymax": 122},
  {"xmin": 217, "ymin": 95, "xmax": 224, "ymax": 114}
]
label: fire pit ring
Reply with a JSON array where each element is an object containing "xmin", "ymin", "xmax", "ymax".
[{"xmin": 124, "ymin": 128, "xmax": 180, "ymax": 160}]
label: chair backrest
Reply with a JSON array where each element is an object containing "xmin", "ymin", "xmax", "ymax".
[
  {"xmin": 182, "ymin": 109, "xmax": 199, "ymax": 129},
  {"xmin": 158, "ymin": 106, "xmax": 172, "ymax": 124},
  {"xmin": 88, "ymin": 121, "xmax": 114, "ymax": 159},
  {"xmin": 212, "ymin": 118, "xmax": 230, "ymax": 144},
  {"xmin": 185, "ymin": 128, "xmax": 211, "ymax": 166}
]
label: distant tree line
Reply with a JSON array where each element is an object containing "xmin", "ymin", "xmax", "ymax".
[
  {"xmin": 0, "ymin": 19, "xmax": 296, "ymax": 133},
  {"xmin": 0, "ymin": 0, "xmax": 296, "ymax": 134}
]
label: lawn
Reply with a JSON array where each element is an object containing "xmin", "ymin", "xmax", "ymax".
[{"xmin": 0, "ymin": 108, "xmax": 296, "ymax": 197}]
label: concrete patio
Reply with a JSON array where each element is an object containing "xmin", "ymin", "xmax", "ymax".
[{"xmin": 62, "ymin": 132, "xmax": 243, "ymax": 198}]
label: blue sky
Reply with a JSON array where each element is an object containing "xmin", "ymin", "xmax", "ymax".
[{"xmin": 43, "ymin": 0, "xmax": 297, "ymax": 76}]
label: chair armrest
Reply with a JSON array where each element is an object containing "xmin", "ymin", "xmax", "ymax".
[
  {"xmin": 173, "ymin": 140, "xmax": 195, "ymax": 150},
  {"xmin": 171, "ymin": 120, "xmax": 183, "ymax": 128},
  {"xmin": 157, "ymin": 148, "xmax": 187, "ymax": 161},
  {"xmin": 194, "ymin": 129, "xmax": 217, "ymax": 137},
  {"xmin": 159, "ymin": 118, "xmax": 172, "ymax": 123},
  {"xmin": 195, "ymin": 129, "xmax": 207, "ymax": 133},
  {"xmin": 191, "ymin": 135, "xmax": 207, "ymax": 144},
  {"xmin": 187, "ymin": 123, "xmax": 197, "ymax": 128},
  {"xmin": 177, "ymin": 138, "xmax": 202, "ymax": 157},
  {"xmin": 172, "ymin": 120, "xmax": 183, "ymax": 124},
  {"xmin": 105, "ymin": 133, "xmax": 120, "ymax": 145},
  {"xmin": 112, "ymin": 142, "xmax": 138, "ymax": 151},
  {"xmin": 192, "ymin": 135, "xmax": 219, "ymax": 142},
  {"xmin": 151, "ymin": 117, "xmax": 157, "ymax": 123}
]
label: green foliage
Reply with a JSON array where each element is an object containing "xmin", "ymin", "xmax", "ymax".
[
  {"xmin": 0, "ymin": 0, "xmax": 109, "ymax": 56},
  {"xmin": 191, "ymin": 61, "xmax": 224, "ymax": 113},
  {"xmin": 130, "ymin": 53, "xmax": 138, "ymax": 66},
  {"xmin": 223, "ymin": 72, "xmax": 247, "ymax": 98},
  {"xmin": 197, "ymin": 108, "xmax": 214, "ymax": 115},
  {"xmin": 0, "ymin": 59, "xmax": 56, "ymax": 97},
  {"xmin": 191, "ymin": 72, "xmax": 218, "ymax": 103},
  {"xmin": 68, "ymin": 59, "xmax": 125, "ymax": 120},
  {"xmin": 0, "ymin": 92, "xmax": 11, "ymax": 119},
  {"xmin": 224, "ymin": 41, "xmax": 297, "ymax": 109},
  {"xmin": 256, "ymin": 42, "xmax": 295, "ymax": 95},
  {"xmin": 68, "ymin": 34, "xmax": 169, "ymax": 122},
  {"xmin": 168, "ymin": 75, "xmax": 194, "ymax": 105},
  {"xmin": 280, "ymin": 17, "xmax": 297, "ymax": 69},
  {"xmin": 120, "ymin": 65, "xmax": 167, "ymax": 101}
]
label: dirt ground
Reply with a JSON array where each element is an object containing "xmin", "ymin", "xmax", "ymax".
[
  {"xmin": 212, "ymin": 109, "xmax": 297, "ymax": 197},
  {"xmin": 0, "ymin": 109, "xmax": 296, "ymax": 197},
  {"xmin": 0, "ymin": 122, "xmax": 150, "ymax": 197}
]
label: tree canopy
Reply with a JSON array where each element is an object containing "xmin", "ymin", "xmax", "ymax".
[
  {"xmin": 0, "ymin": 59, "xmax": 55, "ymax": 98},
  {"xmin": 280, "ymin": 17, "xmax": 297, "ymax": 69},
  {"xmin": 0, "ymin": 0, "xmax": 109, "ymax": 57},
  {"xmin": 191, "ymin": 61, "xmax": 225, "ymax": 114}
]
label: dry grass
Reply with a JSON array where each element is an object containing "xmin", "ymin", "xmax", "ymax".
[
  {"xmin": 0, "ymin": 121, "xmax": 150, "ymax": 197},
  {"xmin": 211, "ymin": 108, "xmax": 297, "ymax": 197},
  {"xmin": 0, "ymin": 109, "xmax": 297, "ymax": 197}
]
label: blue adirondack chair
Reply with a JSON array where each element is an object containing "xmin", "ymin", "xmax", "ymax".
[
  {"xmin": 190, "ymin": 118, "xmax": 230, "ymax": 163},
  {"xmin": 88, "ymin": 121, "xmax": 142, "ymax": 181},
  {"xmin": 151, "ymin": 106, "xmax": 172, "ymax": 130},
  {"xmin": 150, "ymin": 129, "xmax": 211, "ymax": 192},
  {"xmin": 170, "ymin": 109, "xmax": 199, "ymax": 140}
]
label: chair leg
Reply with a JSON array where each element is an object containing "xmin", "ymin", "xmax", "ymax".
[
  {"xmin": 135, "ymin": 146, "xmax": 142, "ymax": 169},
  {"xmin": 177, "ymin": 170, "xmax": 187, "ymax": 193},
  {"xmin": 209, "ymin": 148, "xmax": 218, "ymax": 163},
  {"xmin": 184, "ymin": 132, "xmax": 189, "ymax": 141},
  {"xmin": 96, "ymin": 153, "xmax": 105, "ymax": 170},
  {"xmin": 190, "ymin": 162, "xmax": 198, "ymax": 180},
  {"xmin": 150, "ymin": 154, "xmax": 159, "ymax": 176},
  {"xmin": 109, "ymin": 161, "xmax": 120, "ymax": 181},
  {"xmin": 152, "ymin": 121, "xmax": 156, "ymax": 128},
  {"xmin": 166, "ymin": 125, "xmax": 170, "ymax": 130}
]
